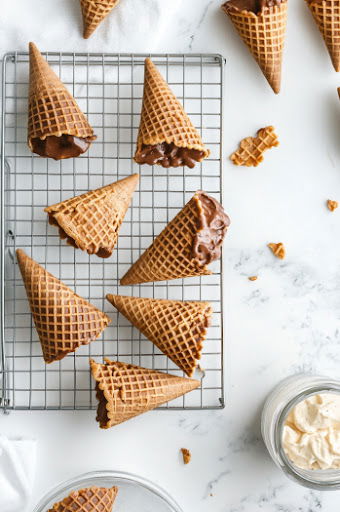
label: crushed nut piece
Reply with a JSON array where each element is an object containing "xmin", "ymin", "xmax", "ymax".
[
  {"xmin": 327, "ymin": 199, "xmax": 338, "ymax": 212},
  {"xmin": 268, "ymin": 242, "xmax": 285, "ymax": 259},
  {"xmin": 248, "ymin": 276, "xmax": 258, "ymax": 281},
  {"xmin": 230, "ymin": 126, "xmax": 279, "ymax": 167},
  {"xmin": 181, "ymin": 448, "xmax": 191, "ymax": 465}
]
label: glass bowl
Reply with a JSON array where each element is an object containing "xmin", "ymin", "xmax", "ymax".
[
  {"xmin": 261, "ymin": 374, "xmax": 340, "ymax": 490},
  {"xmin": 32, "ymin": 470, "xmax": 183, "ymax": 512}
]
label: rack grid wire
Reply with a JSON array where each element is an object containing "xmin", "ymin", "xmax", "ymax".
[{"xmin": 0, "ymin": 52, "xmax": 225, "ymax": 412}]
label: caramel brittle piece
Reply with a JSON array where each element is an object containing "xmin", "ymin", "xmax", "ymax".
[
  {"xmin": 248, "ymin": 276, "xmax": 258, "ymax": 281},
  {"xmin": 268, "ymin": 242, "xmax": 285, "ymax": 259},
  {"xmin": 230, "ymin": 126, "xmax": 279, "ymax": 167},
  {"xmin": 181, "ymin": 448, "xmax": 191, "ymax": 465},
  {"xmin": 327, "ymin": 199, "xmax": 338, "ymax": 212}
]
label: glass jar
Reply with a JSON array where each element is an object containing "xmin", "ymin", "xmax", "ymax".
[{"xmin": 261, "ymin": 374, "xmax": 340, "ymax": 490}]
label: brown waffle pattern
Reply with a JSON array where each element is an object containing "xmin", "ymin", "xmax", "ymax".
[
  {"xmin": 28, "ymin": 42, "xmax": 94, "ymax": 147},
  {"xmin": 91, "ymin": 358, "xmax": 200, "ymax": 428},
  {"xmin": 134, "ymin": 58, "xmax": 209, "ymax": 160},
  {"xmin": 45, "ymin": 174, "xmax": 139, "ymax": 258},
  {"xmin": 16, "ymin": 249, "xmax": 110, "ymax": 363},
  {"xmin": 306, "ymin": 0, "xmax": 340, "ymax": 72},
  {"xmin": 48, "ymin": 486, "xmax": 118, "ymax": 512},
  {"xmin": 230, "ymin": 126, "xmax": 279, "ymax": 167},
  {"xmin": 80, "ymin": 0, "xmax": 120, "ymax": 39},
  {"xmin": 221, "ymin": 2, "xmax": 288, "ymax": 93},
  {"xmin": 106, "ymin": 295, "xmax": 212, "ymax": 377},
  {"xmin": 120, "ymin": 193, "xmax": 212, "ymax": 285}
]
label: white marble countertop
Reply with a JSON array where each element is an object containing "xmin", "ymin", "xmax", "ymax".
[{"xmin": 1, "ymin": 0, "xmax": 340, "ymax": 510}]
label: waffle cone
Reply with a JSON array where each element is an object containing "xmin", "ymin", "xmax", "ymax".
[
  {"xmin": 134, "ymin": 58, "xmax": 209, "ymax": 163},
  {"xmin": 80, "ymin": 0, "xmax": 120, "ymax": 38},
  {"xmin": 28, "ymin": 42, "xmax": 95, "ymax": 148},
  {"xmin": 45, "ymin": 174, "xmax": 139, "ymax": 258},
  {"xmin": 106, "ymin": 295, "xmax": 212, "ymax": 377},
  {"xmin": 120, "ymin": 192, "xmax": 225, "ymax": 285},
  {"xmin": 91, "ymin": 358, "xmax": 200, "ymax": 428},
  {"xmin": 305, "ymin": 0, "xmax": 340, "ymax": 72},
  {"xmin": 48, "ymin": 486, "xmax": 118, "ymax": 512},
  {"xmin": 221, "ymin": 2, "xmax": 288, "ymax": 93},
  {"xmin": 16, "ymin": 250, "xmax": 110, "ymax": 363}
]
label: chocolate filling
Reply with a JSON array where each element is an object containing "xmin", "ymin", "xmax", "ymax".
[
  {"xmin": 223, "ymin": 0, "xmax": 286, "ymax": 13},
  {"xmin": 95, "ymin": 384, "xmax": 109, "ymax": 428},
  {"xmin": 31, "ymin": 134, "xmax": 96, "ymax": 160},
  {"xmin": 48, "ymin": 214, "xmax": 112, "ymax": 258},
  {"xmin": 135, "ymin": 142, "xmax": 205, "ymax": 168},
  {"xmin": 192, "ymin": 192, "xmax": 230, "ymax": 266}
]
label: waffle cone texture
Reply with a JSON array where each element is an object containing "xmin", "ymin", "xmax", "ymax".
[
  {"xmin": 80, "ymin": 0, "xmax": 120, "ymax": 38},
  {"xmin": 107, "ymin": 295, "xmax": 212, "ymax": 377},
  {"xmin": 221, "ymin": 2, "xmax": 288, "ymax": 93},
  {"xmin": 91, "ymin": 358, "xmax": 200, "ymax": 428},
  {"xmin": 134, "ymin": 58, "xmax": 209, "ymax": 161},
  {"xmin": 305, "ymin": 0, "xmax": 340, "ymax": 72},
  {"xmin": 16, "ymin": 250, "xmax": 110, "ymax": 363},
  {"xmin": 45, "ymin": 174, "xmax": 139, "ymax": 258},
  {"xmin": 48, "ymin": 486, "xmax": 118, "ymax": 512},
  {"xmin": 120, "ymin": 193, "xmax": 213, "ymax": 285},
  {"xmin": 28, "ymin": 42, "xmax": 94, "ymax": 148}
]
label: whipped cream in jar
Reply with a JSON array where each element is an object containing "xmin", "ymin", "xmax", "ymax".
[{"xmin": 261, "ymin": 374, "xmax": 340, "ymax": 490}]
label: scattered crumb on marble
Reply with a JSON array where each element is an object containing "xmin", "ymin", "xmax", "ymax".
[
  {"xmin": 230, "ymin": 126, "xmax": 279, "ymax": 167},
  {"xmin": 181, "ymin": 448, "xmax": 191, "ymax": 465},
  {"xmin": 327, "ymin": 199, "xmax": 338, "ymax": 212},
  {"xmin": 248, "ymin": 276, "xmax": 258, "ymax": 281},
  {"xmin": 268, "ymin": 242, "xmax": 285, "ymax": 259}
]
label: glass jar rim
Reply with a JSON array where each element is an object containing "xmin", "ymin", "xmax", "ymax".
[{"xmin": 274, "ymin": 382, "xmax": 340, "ymax": 490}]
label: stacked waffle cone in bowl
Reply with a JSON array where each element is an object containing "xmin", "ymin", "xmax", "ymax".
[
  {"xmin": 91, "ymin": 359, "xmax": 200, "ymax": 428},
  {"xmin": 16, "ymin": 250, "xmax": 110, "ymax": 363},
  {"xmin": 28, "ymin": 42, "xmax": 95, "ymax": 159},
  {"xmin": 45, "ymin": 174, "xmax": 139, "ymax": 258},
  {"xmin": 120, "ymin": 191, "xmax": 230, "ymax": 285},
  {"xmin": 221, "ymin": 0, "xmax": 288, "ymax": 93},
  {"xmin": 107, "ymin": 295, "xmax": 212, "ymax": 376},
  {"xmin": 80, "ymin": 0, "xmax": 120, "ymax": 39},
  {"xmin": 48, "ymin": 486, "xmax": 118, "ymax": 512},
  {"xmin": 305, "ymin": 0, "xmax": 340, "ymax": 72},
  {"xmin": 134, "ymin": 58, "xmax": 210, "ymax": 168}
]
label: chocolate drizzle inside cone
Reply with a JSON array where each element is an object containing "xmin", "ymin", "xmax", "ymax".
[
  {"xmin": 135, "ymin": 142, "xmax": 206, "ymax": 168},
  {"xmin": 31, "ymin": 134, "xmax": 96, "ymax": 160}
]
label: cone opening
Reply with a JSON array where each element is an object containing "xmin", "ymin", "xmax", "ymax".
[
  {"xmin": 30, "ymin": 134, "xmax": 96, "ymax": 160},
  {"xmin": 135, "ymin": 141, "xmax": 208, "ymax": 168}
]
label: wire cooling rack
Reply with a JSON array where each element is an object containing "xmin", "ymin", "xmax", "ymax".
[{"xmin": 0, "ymin": 52, "xmax": 225, "ymax": 412}]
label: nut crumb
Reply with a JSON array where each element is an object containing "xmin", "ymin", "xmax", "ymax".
[
  {"xmin": 268, "ymin": 242, "xmax": 285, "ymax": 259},
  {"xmin": 181, "ymin": 448, "xmax": 191, "ymax": 465},
  {"xmin": 327, "ymin": 199, "xmax": 338, "ymax": 212},
  {"xmin": 210, "ymin": 493, "xmax": 213, "ymax": 497},
  {"xmin": 248, "ymin": 276, "xmax": 258, "ymax": 281}
]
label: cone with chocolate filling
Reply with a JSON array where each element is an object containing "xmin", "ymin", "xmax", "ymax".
[
  {"xmin": 106, "ymin": 295, "xmax": 212, "ymax": 376},
  {"xmin": 221, "ymin": 0, "xmax": 288, "ymax": 94},
  {"xmin": 28, "ymin": 42, "xmax": 96, "ymax": 160},
  {"xmin": 48, "ymin": 486, "xmax": 118, "ymax": 512},
  {"xmin": 134, "ymin": 58, "xmax": 210, "ymax": 168},
  {"xmin": 16, "ymin": 250, "xmax": 110, "ymax": 363},
  {"xmin": 120, "ymin": 192, "xmax": 230, "ymax": 285},
  {"xmin": 91, "ymin": 358, "xmax": 200, "ymax": 428},
  {"xmin": 45, "ymin": 174, "xmax": 139, "ymax": 258},
  {"xmin": 305, "ymin": 0, "xmax": 340, "ymax": 72},
  {"xmin": 80, "ymin": 0, "xmax": 120, "ymax": 39}
]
